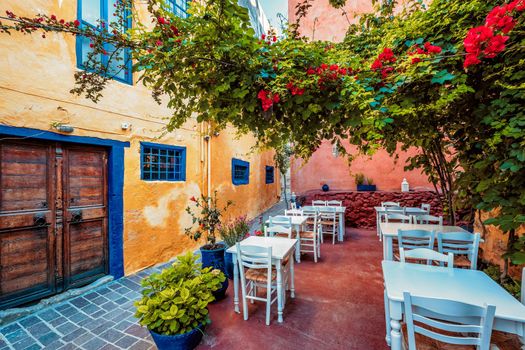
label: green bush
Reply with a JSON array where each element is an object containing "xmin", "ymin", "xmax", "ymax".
[
  {"xmin": 483, "ymin": 264, "xmax": 521, "ymax": 300},
  {"xmin": 134, "ymin": 252, "xmax": 226, "ymax": 335}
]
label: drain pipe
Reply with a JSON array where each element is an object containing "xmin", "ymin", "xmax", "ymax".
[{"xmin": 204, "ymin": 123, "xmax": 211, "ymax": 198}]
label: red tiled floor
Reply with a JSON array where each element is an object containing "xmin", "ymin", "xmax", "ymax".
[{"xmin": 201, "ymin": 228, "xmax": 389, "ymax": 350}]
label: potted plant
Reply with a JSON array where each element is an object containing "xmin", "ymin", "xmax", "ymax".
[
  {"xmin": 218, "ymin": 215, "xmax": 250, "ymax": 279},
  {"xmin": 185, "ymin": 191, "xmax": 233, "ymax": 300},
  {"xmin": 134, "ymin": 252, "xmax": 225, "ymax": 350},
  {"xmin": 355, "ymin": 173, "xmax": 377, "ymax": 191}
]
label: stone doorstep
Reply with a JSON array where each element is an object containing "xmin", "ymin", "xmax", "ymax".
[{"xmin": 0, "ymin": 276, "xmax": 114, "ymax": 326}]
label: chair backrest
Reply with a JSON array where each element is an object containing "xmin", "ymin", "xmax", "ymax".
[
  {"xmin": 414, "ymin": 214, "xmax": 443, "ymax": 225},
  {"xmin": 290, "ymin": 202, "xmax": 297, "ymax": 209},
  {"xmin": 236, "ymin": 243, "xmax": 272, "ymax": 270},
  {"xmin": 302, "ymin": 208, "xmax": 319, "ymax": 232},
  {"xmin": 312, "ymin": 200, "xmax": 327, "ymax": 206},
  {"xmin": 285, "ymin": 209, "xmax": 303, "ymax": 216},
  {"xmin": 382, "ymin": 201, "xmax": 400, "ymax": 208},
  {"xmin": 398, "ymin": 229, "xmax": 435, "ymax": 250},
  {"xmin": 386, "ymin": 212, "xmax": 411, "ymax": 224},
  {"xmin": 437, "ymin": 232, "xmax": 480, "ymax": 270},
  {"xmin": 319, "ymin": 205, "xmax": 336, "ymax": 219},
  {"xmin": 269, "ymin": 215, "xmax": 292, "ymax": 227},
  {"xmin": 421, "ymin": 203, "xmax": 431, "ymax": 213},
  {"xmin": 265, "ymin": 224, "xmax": 292, "ymax": 238},
  {"xmin": 326, "ymin": 200, "xmax": 342, "ymax": 207},
  {"xmin": 403, "ymin": 292, "xmax": 496, "ymax": 350},
  {"xmin": 400, "ymin": 247, "xmax": 453, "ymax": 267}
]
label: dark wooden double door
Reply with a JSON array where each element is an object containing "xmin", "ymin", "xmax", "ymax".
[{"xmin": 0, "ymin": 139, "xmax": 109, "ymax": 309}]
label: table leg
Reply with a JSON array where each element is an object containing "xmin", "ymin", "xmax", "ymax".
[
  {"xmin": 384, "ymin": 289, "xmax": 391, "ymax": 346},
  {"xmin": 338, "ymin": 212, "xmax": 344, "ymax": 241},
  {"xmin": 384, "ymin": 236, "xmax": 393, "ymax": 261},
  {"xmin": 233, "ymin": 255, "xmax": 240, "ymax": 313},
  {"xmin": 390, "ymin": 318, "xmax": 402, "ymax": 350},
  {"xmin": 377, "ymin": 212, "xmax": 382, "ymax": 241},
  {"xmin": 290, "ymin": 254, "xmax": 295, "ymax": 298},
  {"xmin": 295, "ymin": 225, "xmax": 301, "ymax": 263},
  {"xmin": 276, "ymin": 260, "xmax": 284, "ymax": 323}
]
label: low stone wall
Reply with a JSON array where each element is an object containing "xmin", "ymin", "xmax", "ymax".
[{"xmin": 300, "ymin": 190, "xmax": 442, "ymax": 229}]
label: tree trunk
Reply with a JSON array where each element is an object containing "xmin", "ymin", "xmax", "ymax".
[
  {"xmin": 282, "ymin": 173, "xmax": 288, "ymax": 208},
  {"xmin": 501, "ymin": 228, "xmax": 516, "ymax": 281}
]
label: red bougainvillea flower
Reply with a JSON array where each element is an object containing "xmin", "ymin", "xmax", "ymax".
[
  {"xmin": 272, "ymin": 93, "xmax": 280, "ymax": 103},
  {"xmin": 89, "ymin": 43, "xmax": 94, "ymax": 48},
  {"xmin": 50, "ymin": 14, "xmax": 57, "ymax": 21},
  {"xmin": 483, "ymin": 34, "xmax": 509, "ymax": 58},
  {"xmin": 464, "ymin": 26, "xmax": 494, "ymax": 54},
  {"xmin": 306, "ymin": 67, "xmax": 316, "ymax": 75},
  {"xmin": 171, "ymin": 26, "xmax": 179, "ymax": 36},
  {"xmin": 464, "ymin": 53, "xmax": 481, "ymax": 69},
  {"xmin": 485, "ymin": 5, "xmax": 515, "ymax": 33},
  {"xmin": 371, "ymin": 59, "xmax": 383, "ymax": 70},
  {"xmin": 424, "ymin": 42, "xmax": 442, "ymax": 54},
  {"xmin": 73, "ymin": 19, "xmax": 80, "ymax": 27},
  {"xmin": 338, "ymin": 68, "xmax": 347, "ymax": 75},
  {"xmin": 320, "ymin": 63, "xmax": 328, "ymax": 70},
  {"xmin": 272, "ymin": 36, "xmax": 277, "ymax": 42},
  {"xmin": 378, "ymin": 48, "xmax": 396, "ymax": 63},
  {"xmin": 5, "ymin": 10, "xmax": 16, "ymax": 19},
  {"xmin": 190, "ymin": 196, "xmax": 196, "ymax": 202},
  {"xmin": 257, "ymin": 90, "xmax": 278, "ymax": 111},
  {"xmin": 329, "ymin": 64, "xmax": 339, "ymax": 71},
  {"xmin": 157, "ymin": 16, "xmax": 169, "ymax": 25},
  {"xmin": 381, "ymin": 67, "xmax": 394, "ymax": 79},
  {"xmin": 511, "ymin": 0, "xmax": 525, "ymax": 11},
  {"xmin": 155, "ymin": 40, "xmax": 163, "ymax": 46},
  {"xmin": 411, "ymin": 57, "xmax": 422, "ymax": 64},
  {"xmin": 59, "ymin": 19, "xmax": 65, "ymax": 24},
  {"xmin": 261, "ymin": 34, "xmax": 266, "ymax": 40}
]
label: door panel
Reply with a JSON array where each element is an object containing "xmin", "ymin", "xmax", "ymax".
[
  {"xmin": 0, "ymin": 141, "xmax": 56, "ymax": 309},
  {"xmin": 63, "ymin": 146, "xmax": 108, "ymax": 288}
]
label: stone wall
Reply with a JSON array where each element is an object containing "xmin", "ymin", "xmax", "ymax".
[{"xmin": 301, "ymin": 190, "xmax": 442, "ymax": 229}]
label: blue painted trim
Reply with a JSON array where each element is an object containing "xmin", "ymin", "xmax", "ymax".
[
  {"xmin": 232, "ymin": 158, "xmax": 250, "ymax": 185},
  {"xmin": 140, "ymin": 142, "xmax": 187, "ymax": 182},
  {"xmin": 0, "ymin": 125, "xmax": 129, "ymax": 147},
  {"xmin": 265, "ymin": 165, "xmax": 274, "ymax": 184},
  {"xmin": 0, "ymin": 125, "xmax": 128, "ymax": 279},
  {"xmin": 76, "ymin": 0, "xmax": 133, "ymax": 85}
]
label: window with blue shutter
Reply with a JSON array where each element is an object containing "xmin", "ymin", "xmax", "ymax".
[
  {"xmin": 76, "ymin": 0, "xmax": 133, "ymax": 84},
  {"xmin": 265, "ymin": 166, "xmax": 274, "ymax": 184},
  {"xmin": 232, "ymin": 158, "xmax": 250, "ymax": 185},
  {"xmin": 166, "ymin": 0, "xmax": 189, "ymax": 18},
  {"xmin": 140, "ymin": 142, "xmax": 186, "ymax": 181}
]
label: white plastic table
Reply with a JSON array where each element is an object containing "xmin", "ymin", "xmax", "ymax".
[
  {"xmin": 382, "ymin": 261, "xmax": 525, "ymax": 350},
  {"xmin": 374, "ymin": 206, "xmax": 428, "ymax": 238},
  {"xmin": 379, "ymin": 222, "xmax": 474, "ymax": 261},
  {"xmin": 302, "ymin": 206, "xmax": 346, "ymax": 242},
  {"xmin": 227, "ymin": 236, "xmax": 297, "ymax": 323},
  {"xmin": 266, "ymin": 215, "xmax": 307, "ymax": 262}
]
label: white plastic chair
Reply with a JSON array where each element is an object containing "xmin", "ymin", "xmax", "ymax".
[
  {"xmin": 421, "ymin": 203, "xmax": 431, "ymax": 213},
  {"xmin": 326, "ymin": 200, "xmax": 342, "ymax": 207},
  {"xmin": 312, "ymin": 200, "xmax": 326, "ymax": 206},
  {"xmin": 403, "ymin": 291, "xmax": 496, "ymax": 350},
  {"xmin": 299, "ymin": 208, "xmax": 320, "ymax": 262},
  {"xmin": 236, "ymin": 244, "xmax": 278, "ymax": 325},
  {"xmin": 414, "ymin": 214, "xmax": 443, "ymax": 225},
  {"xmin": 400, "ymin": 247, "xmax": 453, "ymax": 267},
  {"xmin": 437, "ymin": 232, "xmax": 481, "ymax": 270},
  {"xmin": 319, "ymin": 206, "xmax": 338, "ymax": 244}
]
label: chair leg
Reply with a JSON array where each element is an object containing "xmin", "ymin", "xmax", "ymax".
[
  {"xmin": 332, "ymin": 226, "xmax": 336, "ymax": 245},
  {"xmin": 313, "ymin": 238, "xmax": 318, "ymax": 263},
  {"xmin": 242, "ymin": 281, "xmax": 249, "ymax": 321},
  {"xmin": 265, "ymin": 284, "xmax": 271, "ymax": 326},
  {"xmin": 320, "ymin": 225, "xmax": 324, "ymax": 243},
  {"xmin": 251, "ymin": 285, "xmax": 256, "ymax": 304}
]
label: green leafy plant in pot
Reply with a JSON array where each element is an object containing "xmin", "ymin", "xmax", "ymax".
[
  {"xmin": 185, "ymin": 191, "xmax": 233, "ymax": 299},
  {"xmin": 218, "ymin": 215, "xmax": 250, "ymax": 279},
  {"xmin": 355, "ymin": 173, "xmax": 377, "ymax": 192},
  {"xmin": 134, "ymin": 252, "xmax": 225, "ymax": 350}
]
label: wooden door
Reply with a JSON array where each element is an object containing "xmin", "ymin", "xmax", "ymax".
[
  {"xmin": 62, "ymin": 145, "xmax": 108, "ymax": 289},
  {"xmin": 0, "ymin": 140, "xmax": 56, "ymax": 309},
  {"xmin": 0, "ymin": 140, "xmax": 109, "ymax": 309}
]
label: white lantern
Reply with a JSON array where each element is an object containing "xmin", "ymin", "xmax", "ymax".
[{"xmin": 401, "ymin": 178, "xmax": 409, "ymax": 192}]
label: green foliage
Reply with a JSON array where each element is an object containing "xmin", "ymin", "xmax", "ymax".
[
  {"xmin": 185, "ymin": 191, "xmax": 233, "ymax": 247},
  {"xmin": 483, "ymin": 264, "xmax": 522, "ymax": 299},
  {"xmin": 218, "ymin": 216, "xmax": 249, "ymax": 247},
  {"xmin": 134, "ymin": 252, "xmax": 226, "ymax": 335},
  {"xmin": 354, "ymin": 173, "xmax": 365, "ymax": 186}
]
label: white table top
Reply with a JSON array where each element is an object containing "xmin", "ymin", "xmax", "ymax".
[
  {"xmin": 379, "ymin": 222, "xmax": 470, "ymax": 237},
  {"xmin": 266, "ymin": 215, "xmax": 308, "ymax": 226},
  {"xmin": 302, "ymin": 205, "xmax": 346, "ymax": 213},
  {"xmin": 374, "ymin": 206, "xmax": 427, "ymax": 214},
  {"xmin": 382, "ymin": 261, "xmax": 525, "ymax": 323},
  {"xmin": 226, "ymin": 236, "xmax": 297, "ymax": 260}
]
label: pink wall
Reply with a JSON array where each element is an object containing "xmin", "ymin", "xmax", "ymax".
[
  {"xmin": 291, "ymin": 141, "xmax": 433, "ymax": 192},
  {"xmin": 288, "ymin": 0, "xmax": 432, "ymax": 192}
]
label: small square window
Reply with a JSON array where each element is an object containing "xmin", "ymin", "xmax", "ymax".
[
  {"xmin": 232, "ymin": 158, "xmax": 249, "ymax": 185},
  {"xmin": 265, "ymin": 166, "xmax": 274, "ymax": 184},
  {"xmin": 141, "ymin": 142, "xmax": 186, "ymax": 182}
]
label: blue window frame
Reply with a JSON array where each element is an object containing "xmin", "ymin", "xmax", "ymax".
[
  {"xmin": 265, "ymin": 166, "xmax": 274, "ymax": 184},
  {"xmin": 76, "ymin": 0, "xmax": 133, "ymax": 85},
  {"xmin": 232, "ymin": 158, "xmax": 250, "ymax": 185},
  {"xmin": 166, "ymin": 0, "xmax": 189, "ymax": 18},
  {"xmin": 140, "ymin": 142, "xmax": 186, "ymax": 181}
]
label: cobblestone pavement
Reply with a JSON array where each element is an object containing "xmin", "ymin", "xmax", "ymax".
[
  {"xmin": 0, "ymin": 201, "xmax": 287, "ymax": 350},
  {"xmin": 248, "ymin": 200, "xmax": 287, "ymax": 233},
  {"xmin": 0, "ymin": 264, "xmax": 172, "ymax": 350}
]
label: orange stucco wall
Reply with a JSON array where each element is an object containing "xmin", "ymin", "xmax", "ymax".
[
  {"xmin": 0, "ymin": 1, "xmax": 280, "ymax": 275},
  {"xmin": 291, "ymin": 140, "xmax": 432, "ymax": 192},
  {"xmin": 288, "ymin": 0, "xmax": 431, "ymax": 192}
]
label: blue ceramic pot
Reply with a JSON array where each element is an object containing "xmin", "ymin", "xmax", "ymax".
[
  {"xmin": 357, "ymin": 184, "xmax": 376, "ymax": 192},
  {"xmin": 224, "ymin": 251, "xmax": 234, "ymax": 280},
  {"xmin": 200, "ymin": 244, "xmax": 228, "ymax": 300},
  {"xmin": 150, "ymin": 324, "xmax": 205, "ymax": 350},
  {"xmin": 322, "ymin": 184, "xmax": 329, "ymax": 192}
]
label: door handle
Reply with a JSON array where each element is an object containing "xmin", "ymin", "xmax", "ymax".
[
  {"xmin": 33, "ymin": 213, "xmax": 47, "ymax": 227},
  {"xmin": 71, "ymin": 210, "xmax": 83, "ymax": 223}
]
